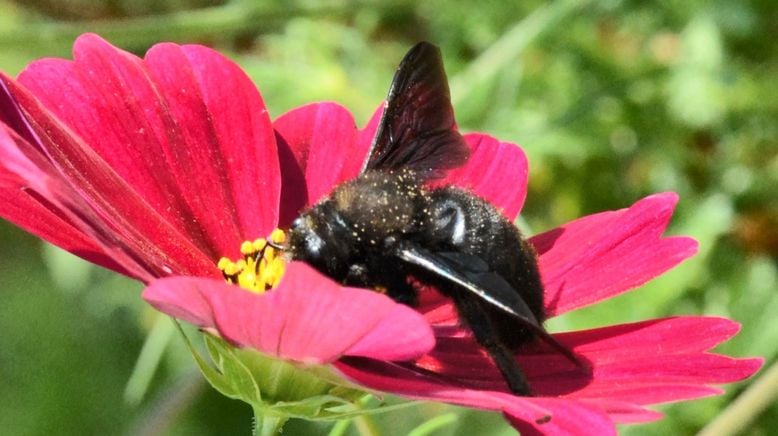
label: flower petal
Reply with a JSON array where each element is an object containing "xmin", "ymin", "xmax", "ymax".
[
  {"xmin": 144, "ymin": 42, "xmax": 281, "ymax": 248},
  {"xmin": 17, "ymin": 34, "xmax": 279, "ymax": 260},
  {"xmin": 335, "ymin": 357, "xmax": 553, "ymax": 419},
  {"xmin": 556, "ymin": 316, "xmax": 743, "ymax": 357},
  {"xmin": 533, "ymin": 193, "xmax": 698, "ymax": 316},
  {"xmin": 0, "ymin": 123, "xmax": 163, "ymax": 280},
  {"xmin": 357, "ymin": 104, "xmax": 383, "ymax": 155},
  {"xmin": 438, "ymin": 133, "xmax": 529, "ymax": 220},
  {"xmin": 273, "ymin": 103, "xmax": 367, "ymax": 216},
  {"xmin": 274, "ymin": 103, "xmax": 379, "ymax": 225},
  {"xmin": 335, "ymin": 357, "xmax": 617, "ymax": 434},
  {"xmin": 503, "ymin": 399, "xmax": 617, "ymax": 436},
  {"xmin": 548, "ymin": 317, "xmax": 763, "ymax": 403},
  {"xmin": 17, "ymin": 35, "xmax": 214, "ymax": 257},
  {"xmin": 576, "ymin": 399, "xmax": 663, "ymax": 424},
  {"xmin": 142, "ymin": 262, "xmax": 435, "ymax": 363},
  {"xmin": 416, "ymin": 317, "xmax": 761, "ymax": 404},
  {"xmin": 0, "ymin": 72, "xmax": 215, "ymax": 279},
  {"xmin": 0, "ymin": 158, "xmax": 127, "ymax": 274},
  {"xmin": 337, "ymin": 316, "xmax": 758, "ymax": 432}
]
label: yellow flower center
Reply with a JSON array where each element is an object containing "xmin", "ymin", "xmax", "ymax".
[{"xmin": 217, "ymin": 228, "xmax": 288, "ymax": 293}]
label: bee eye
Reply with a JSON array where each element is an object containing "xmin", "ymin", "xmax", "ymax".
[{"xmin": 291, "ymin": 216, "xmax": 304, "ymax": 230}]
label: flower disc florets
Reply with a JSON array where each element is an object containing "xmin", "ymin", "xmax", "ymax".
[{"xmin": 218, "ymin": 229, "xmax": 288, "ymax": 293}]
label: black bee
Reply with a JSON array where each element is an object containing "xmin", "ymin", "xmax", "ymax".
[{"xmin": 286, "ymin": 42, "xmax": 579, "ymax": 395}]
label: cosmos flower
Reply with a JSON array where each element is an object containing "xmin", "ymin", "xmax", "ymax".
[{"xmin": 0, "ymin": 34, "xmax": 761, "ymax": 435}]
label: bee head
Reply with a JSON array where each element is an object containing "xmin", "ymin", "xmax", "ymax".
[{"xmin": 288, "ymin": 200, "xmax": 356, "ymax": 278}]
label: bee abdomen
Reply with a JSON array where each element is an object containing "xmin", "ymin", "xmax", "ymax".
[{"xmin": 426, "ymin": 187, "xmax": 546, "ymax": 343}]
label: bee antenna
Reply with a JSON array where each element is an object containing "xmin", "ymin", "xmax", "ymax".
[{"xmin": 267, "ymin": 240, "xmax": 288, "ymax": 251}]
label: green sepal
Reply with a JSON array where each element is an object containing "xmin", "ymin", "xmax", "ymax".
[
  {"xmin": 202, "ymin": 333, "xmax": 264, "ymax": 404},
  {"xmin": 176, "ymin": 323, "xmax": 428, "ymax": 423},
  {"xmin": 175, "ymin": 322, "xmax": 420, "ymax": 422}
]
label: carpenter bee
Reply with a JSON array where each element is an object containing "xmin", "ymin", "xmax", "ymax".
[{"xmin": 286, "ymin": 42, "xmax": 579, "ymax": 395}]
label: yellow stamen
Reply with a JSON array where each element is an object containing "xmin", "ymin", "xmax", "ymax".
[
  {"xmin": 270, "ymin": 228, "xmax": 287, "ymax": 244},
  {"xmin": 217, "ymin": 230, "xmax": 288, "ymax": 293},
  {"xmin": 240, "ymin": 240, "xmax": 255, "ymax": 255}
]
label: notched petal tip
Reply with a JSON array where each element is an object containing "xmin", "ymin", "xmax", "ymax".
[
  {"xmin": 723, "ymin": 356, "xmax": 764, "ymax": 382},
  {"xmin": 539, "ymin": 192, "xmax": 700, "ymax": 316}
]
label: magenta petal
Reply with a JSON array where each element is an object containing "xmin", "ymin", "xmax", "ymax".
[
  {"xmin": 0, "ymin": 123, "xmax": 99, "ymax": 261},
  {"xmin": 544, "ymin": 317, "xmax": 764, "ymax": 403},
  {"xmin": 577, "ymin": 399, "xmax": 663, "ymax": 424},
  {"xmin": 504, "ymin": 399, "xmax": 617, "ymax": 436},
  {"xmin": 17, "ymin": 36, "xmax": 216, "ymax": 256},
  {"xmin": 17, "ymin": 34, "xmax": 280, "ymax": 259},
  {"xmin": 1, "ymin": 73, "xmax": 215, "ymax": 278},
  {"xmin": 335, "ymin": 357, "xmax": 552, "ymax": 418},
  {"xmin": 534, "ymin": 193, "xmax": 699, "ymax": 316},
  {"xmin": 335, "ymin": 357, "xmax": 618, "ymax": 434},
  {"xmin": 144, "ymin": 43, "xmax": 281, "ymax": 249},
  {"xmin": 0, "ymin": 120, "xmax": 179, "ymax": 281},
  {"xmin": 274, "ymin": 103, "xmax": 375, "ymax": 225},
  {"xmin": 142, "ymin": 262, "xmax": 434, "ymax": 363},
  {"xmin": 438, "ymin": 133, "xmax": 529, "ymax": 220},
  {"xmin": 408, "ymin": 317, "xmax": 761, "ymax": 404},
  {"xmin": 357, "ymin": 104, "xmax": 383, "ymax": 155},
  {"xmin": 0, "ymin": 159, "xmax": 128, "ymax": 275},
  {"xmin": 273, "ymin": 103, "xmax": 366, "ymax": 209},
  {"xmin": 336, "ymin": 357, "xmax": 662, "ymax": 433},
  {"xmin": 558, "ymin": 317, "xmax": 743, "ymax": 357},
  {"xmin": 344, "ymin": 304, "xmax": 437, "ymax": 361}
]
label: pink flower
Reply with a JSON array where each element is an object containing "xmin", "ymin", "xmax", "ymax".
[{"xmin": 0, "ymin": 34, "xmax": 761, "ymax": 434}]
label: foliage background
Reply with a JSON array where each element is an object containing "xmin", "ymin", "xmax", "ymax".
[{"xmin": 0, "ymin": 0, "xmax": 775, "ymax": 434}]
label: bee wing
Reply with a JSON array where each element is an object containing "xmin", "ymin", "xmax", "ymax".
[
  {"xmin": 397, "ymin": 245, "xmax": 541, "ymax": 326},
  {"xmin": 398, "ymin": 245, "xmax": 580, "ymax": 365},
  {"xmin": 361, "ymin": 42, "xmax": 470, "ymax": 179}
]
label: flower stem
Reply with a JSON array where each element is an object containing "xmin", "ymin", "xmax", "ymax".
[
  {"xmin": 354, "ymin": 414, "xmax": 381, "ymax": 436},
  {"xmin": 698, "ymin": 358, "xmax": 778, "ymax": 436},
  {"xmin": 124, "ymin": 314, "xmax": 174, "ymax": 405},
  {"xmin": 252, "ymin": 408, "xmax": 288, "ymax": 436},
  {"xmin": 328, "ymin": 419, "xmax": 352, "ymax": 436},
  {"xmin": 407, "ymin": 413, "xmax": 458, "ymax": 436}
]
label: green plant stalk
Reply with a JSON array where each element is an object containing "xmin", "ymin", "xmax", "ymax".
[
  {"xmin": 124, "ymin": 313, "xmax": 174, "ymax": 405},
  {"xmin": 253, "ymin": 408, "xmax": 289, "ymax": 436},
  {"xmin": 407, "ymin": 413, "xmax": 458, "ymax": 436}
]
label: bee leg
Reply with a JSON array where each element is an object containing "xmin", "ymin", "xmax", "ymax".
[
  {"xmin": 346, "ymin": 263, "xmax": 370, "ymax": 286},
  {"xmin": 349, "ymin": 263, "xmax": 418, "ymax": 306},
  {"xmin": 453, "ymin": 294, "xmax": 532, "ymax": 396},
  {"xmin": 384, "ymin": 271, "xmax": 419, "ymax": 306}
]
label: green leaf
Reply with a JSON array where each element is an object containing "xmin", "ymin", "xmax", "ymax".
[{"xmin": 204, "ymin": 334, "xmax": 264, "ymax": 405}]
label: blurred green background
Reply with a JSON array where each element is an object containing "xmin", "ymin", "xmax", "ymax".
[{"xmin": 0, "ymin": 0, "xmax": 775, "ymax": 434}]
